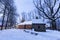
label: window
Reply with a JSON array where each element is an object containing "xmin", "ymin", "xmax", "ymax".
[
  {"xmin": 38, "ymin": 26, "xmax": 40, "ymax": 29},
  {"xmin": 24, "ymin": 25, "xmax": 26, "ymax": 29}
]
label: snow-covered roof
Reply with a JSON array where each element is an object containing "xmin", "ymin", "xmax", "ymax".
[
  {"xmin": 32, "ymin": 19, "xmax": 45, "ymax": 24},
  {"xmin": 18, "ymin": 19, "xmax": 46, "ymax": 25},
  {"xmin": 18, "ymin": 21, "xmax": 32, "ymax": 25}
]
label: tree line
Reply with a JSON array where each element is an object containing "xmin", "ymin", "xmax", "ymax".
[{"xmin": 0, "ymin": 0, "xmax": 18, "ymax": 30}]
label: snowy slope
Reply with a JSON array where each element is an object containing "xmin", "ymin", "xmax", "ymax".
[{"xmin": 0, "ymin": 29, "xmax": 60, "ymax": 40}]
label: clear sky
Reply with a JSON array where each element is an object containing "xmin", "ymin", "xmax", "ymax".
[{"xmin": 15, "ymin": 0, "xmax": 35, "ymax": 14}]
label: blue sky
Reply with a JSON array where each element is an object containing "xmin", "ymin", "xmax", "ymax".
[{"xmin": 15, "ymin": 0, "xmax": 35, "ymax": 14}]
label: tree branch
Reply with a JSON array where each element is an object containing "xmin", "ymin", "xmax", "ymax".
[
  {"xmin": 53, "ymin": 3, "xmax": 60, "ymax": 17},
  {"xmin": 55, "ymin": 16, "xmax": 60, "ymax": 20},
  {"xmin": 33, "ymin": 0, "xmax": 53, "ymax": 20},
  {"xmin": 44, "ymin": 0, "xmax": 51, "ymax": 10},
  {"xmin": 53, "ymin": 0, "xmax": 56, "ymax": 8},
  {"xmin": 44, "ymin": 0, "xmax": 53, "ymax": 16},
  {"xmin": 38, "ymin": 11, "xmax": 48, "ymax": 19}
]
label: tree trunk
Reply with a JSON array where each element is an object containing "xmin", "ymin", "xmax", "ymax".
[
  {"xmin": 1, "ymin": 6, "xmax": 6, "ymax": 30},
  {"xmin": 51, "ymin": 20, "xmax": 57, "ymax": 30},
  {"xmin": 5, "ymin": 18, "xmax": 8, "ymax": 29},
  {"xmin": 5, "ymin": 12, "xmax": 9, "ymax": 29},
  {"xmin": 1, "ymin": 9, "xmax": 6, "ymax": 30}
]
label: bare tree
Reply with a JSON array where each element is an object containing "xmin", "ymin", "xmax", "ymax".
[
  {"xmin": 5, "ymin": 0, "xmax": 17, "ymax": 29},
  {"xmin": 21, "ymin": 12, "xmax": 26, "ymax": 22},
  {"xmin": 33, "ymin": 0, "xmax": 60, "ymax": 30},
  {"xmin": 0, "ymin": 0, "xmax": 18, "ymax": 30},
  {"xmin": 0, "ymin": 0, "xmax": 6, "ymax": 30}
]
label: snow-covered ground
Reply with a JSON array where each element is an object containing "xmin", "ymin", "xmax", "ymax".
[{"xmin": 0, "ymin": 29, "xmax": 60, "ymax": 40}]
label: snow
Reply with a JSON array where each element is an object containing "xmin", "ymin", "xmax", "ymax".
[
  {"xmin": 18, "ymin": 21, "xmax": 32, "ymax": 25},
  {"xmin": 18, "ymin": 19, "xmax": 45, "ymax": 25},
  {"xmin": 0, "ymin": 29, "xmax": 60, "ymax": 40},
  {"xmin": 32, "ymin": 19, "xmax": 45, "ymax": 24},
  {"xmin": 45, "ymin": 23, "xmax": 50, "ymax": 27}
]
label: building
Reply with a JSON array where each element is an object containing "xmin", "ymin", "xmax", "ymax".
[
  {"xmin": 32, "ymin": 19, "xmax": 46, "ymax": 32},
  {"xmin": 17, "ymin": 21, "xmax": 32, "ymax": 29},
  {"xmin": 17, "ymin": 19, "xmax": 46, "ymax": 32}
]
